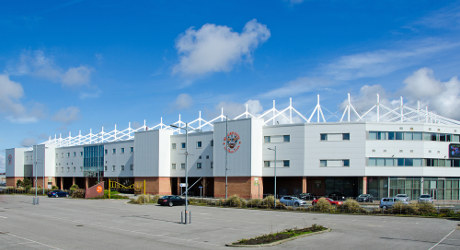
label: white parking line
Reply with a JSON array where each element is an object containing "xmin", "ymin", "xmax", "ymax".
[
  {"xmin": 429, "ymin": 228, "xmax": 456, "ymax": 250},
  {"xmin": 5, "ymin": 232, "xmax": 62, "ymax": 250}
]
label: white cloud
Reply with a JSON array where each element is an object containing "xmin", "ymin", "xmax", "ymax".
[
  {"xmin": 62, "ymin": 66, "xmax": 92, "ymax": 86},
  {"xmin": 21, "ymin": 137, "xmax": 37, "ymax": 147},
  {"xmin": 0, "ymin": 74, "xmax": 25, "ymax": 115},
  {"xmin": 325, "ymin": 40, "xmax": 460, "ymax": 81},
  {"xmin": 10, "ymin": 50, "xmax": 92, "ymax": 87},
  {"xmin": 403, "ymin": 68, "xmax": 460, "ymax": 119},
  {"xmin": 0, "ymin": 153, "xmax": 5, "ymax": 173},
  {"xmin": 52, "ymin": 106, "xmax": 80, "ymax": 124},
  {"xmin": 216, "ymin": 99, "xmax": 263, "ymax": 118},
  {"xmin": 0, "ymin": 74, "xmax": 44, "ymax": 123},
  {"xmin": 341, "ymin": 84, "xmax": 392, "ymax": 111},
  {"xmin": 173, "ymin": 93, "xmax": 193, "ymax": 110},
  {"xmin": 173, "ymin": 19, "xmax": 270, "ymax": 76},
  {"xmin": 259, "ymin": 77, "xmax": 332, "ymax": 99}
]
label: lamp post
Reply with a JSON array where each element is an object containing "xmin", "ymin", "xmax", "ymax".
[
  {"xmin": 225, "ymin": 116, "xmax": 228, "ymax": 200},
  {"xmin": 170, "ymin": 123, "xmax": 195, "ymax": 224},
  {"xmin": 33, "ymin": 145, "xmax": 38, "ymax": 205},
  {"xmin": 268, "ymin": 146, "xmax": 277, "ymax": 209}
]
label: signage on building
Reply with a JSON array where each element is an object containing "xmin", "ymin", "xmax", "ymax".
[
  {"xmin": 449, "ymin": 144, "xmax": 460, "ymax": 158},
  {"xmin": 223, "ymin": 131, "xmax": 241, "ymax": 153},
  {"xmin": 180, "ymin": 183, "xmax": 187, "ymax": 187},
  {"xmin": 8, "ymin": 154, "xmax": 12, "ymax": 165}
]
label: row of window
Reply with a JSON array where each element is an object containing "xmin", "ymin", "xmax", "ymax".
[
  {"xmin": 368, "ymin": 158, "xmax": 460, "ymax": 167},
  {"xmin": 320, "ymin": 133, "xmax": 350, "ymax": 141},
  {"xmin": 264, "ymin": 160, "xmax": 290, "ymax": 167},
  {"xmin": 56, "ymin": 166, "xmax": 82, "ymax": 172},
  {"xmin": 368, "ymin": 131, "xmax": 460, "ymax": 142},
  {"xmin": 264, "ymin": 135, "xmax": 290, "ymax": 143},
  {"xmin": 171, "ymin": 162, "xmax": 213, "ymax": 169},
  {"xmin": 105, "ymin": 147, "xmax": 134, "ymax": 155},
  {"xmin": 56, "ymin": 151, "xmax": 84, "ymax": 159},
  {"xmin": 172, "ymin": 140, "xmax": 213, "ymax": 149},
  {"xmin": 104, "ymin": 164, "xmax": 134, "ymax": 171},
  {"xmin": 320, "ymin": 159, "xmax": 350, "ymax": 167}
]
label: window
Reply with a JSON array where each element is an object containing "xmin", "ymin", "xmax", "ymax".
[
  {"xmin": 264, "ymin": 136, "xmax": 271, "ymax": 143},
  {"xmin": 206, "ymin": 155, "xmax": 209, "ymax": 159},
  {"xmin": 197, "ymin": 141, "xmax": 202, "ymax": 148},
  {"xmin": 197, "ymin": 162, "xmax": 202, "ymax": 169},
  {"xmin": 67, "ymin": 167, "xmax": 70, "ymax": 172},
  {"xmin": 130, "ymin": 164, "xmax": 133, "ymax": 170},
  {"xmin": 130, "ymin": 147, "xmax": 134, "ymax": 152},
  {"xmin": 413, "ymin": 132, "xmax": 422, "ymax": 140},
  {"xmin": 121, "ymin": 165, "xmax": 125, "ymax": 171},
  {"xmin": 388, "ymin": 132, "xmax": 395, "ymax": 140},
  {"xmin": 320, "ymin": 160, "xmax": 327, "ymax": 167},
  {"xmin": 283, "ymin": 160, "xmax": 290, "ymax": 167},
  {"xmin": 211, "ymin": 140, "xmax": 214, "ymax": 146},
  {"xmin": 80, "ymin": 151, "xmax": 83, "ymax": 156},
  {"xmin": 61, "ymin": 167, "xmax": 64, "ymax": 172},
  {"xmin": 199, "ymin": 156, "xmax": 202, "ymax": 159},
  {"xmin": 211, "ymin": 162, "xmax": 213, "ymax": 168},
  {"xmin": 181, "ymin": 143, "xmax": 186, "ymax": 149},
  {"xmin": 121, "ymin": 148, "xmax": 125, "ymax": 154},
  {"xmin": 172, "ymin": 163, "xmax": 176, "ymax": 169},
  {"xmin": 105, "ymin": 149, "xmax": 108, "ymax": 155},
  {"xmin": 112, "ymin": 148, "xmax": 116, "ymax": 154},
  {"xmin": 283, "ymin": 135, "xmax": 290, "ymax": 142},
  {"xmin": 73, "ymin": 167, "xmax": 76, "ymax": 172},
  {"xmin": 264, "ymin": 161, "xmax": 270, "ymax": 167},
  {"xmin": 67, "ymin": 152, "xmax": 70, "ymax": 157},
  {"xmin": 342, "ymin": 133, "xmax": 350, "ymax": 140},
  {"xmin": 395, "ymin": 132, "xmax": 404, "ymax": 140},
  {"xmin": 320, "ymin": 134, "xmax": 327, "ymax": 141},
  {"xmin": 73, "ymin": 152, "xmax": 76, "ymax": 157},
  {"xmin": 56, "ymin": 167, "xmax": 58, "ymax": 171},
  {"xmin": 105, "ymin": 166, "xmax": 107, "ymax": 171},
  {"xmin": 181, "ymin": 163, "xmax": 185, "ymax": 169},
  {"xmin": 112, "ymin": 165, "xmax": 115, "ymax": 171},
  {"xmin": 172, "ymin": 143, "xmax": 176, "ymax": 149},
  {"xmin": 343, "ymin": 159, "xmax": 350, "ymax": 167}
]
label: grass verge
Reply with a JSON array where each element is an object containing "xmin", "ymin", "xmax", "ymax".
[{"xmin": 229, "ymin": 224, "xmax": 327, "ymax": 246}]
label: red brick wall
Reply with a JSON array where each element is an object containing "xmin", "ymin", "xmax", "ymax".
[
  {"xmin": 135, "ymin": 177, "xmax": 171, "ymax": 195},
  {"xmin": 85, "ymin": 181, "xmax": 104, "ymax": 199},
  {"xmin": 6, "ymin": 177, "xmax": 23, "ymax": 187},
  {"xmin": 214, "ymin": 177, "xmax": 263, "ymax": 199}
]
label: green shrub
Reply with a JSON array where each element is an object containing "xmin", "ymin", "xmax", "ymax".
[
  {"xmin": 262, "ymin": 196, "xmax": 275, "ymax": 208},
  {"xmin": 247, "ymin": 199, "xmax": 262, "ymax": 208},
  {"xmin": 342, "ymin": 199, "xmax": 362, "ymax": 213},
  {"xmin": 225, "ymin": 195, "xmax": 246, "ymax": 207},
  {"xmin": 391, "ymin": 202, "xmax": 419, "ymax": 214},
  {"xmin": 439, "ymin": 208, "xmax": 455, "ymax": 217},
  {"xmin": 71, "ymin": 189, "xmax": 85, "ymax": 198},
  {"xmin": 416, "ymin": 202, "xmax": 436, "ymax": 215},
  {"xmin": 52, "ymin": 185, "xmax": 59, "ymax": 190},
  {"xmin": 16, "ymin": 180, "xmax": 23, "ymax": 188},
  {"xmin": 315, "ymin": 198, "xmax": 333, "ymax": 213},
  {"xmin": 70, "ymin": 184, "xmax": 79, "ymax": 192}
]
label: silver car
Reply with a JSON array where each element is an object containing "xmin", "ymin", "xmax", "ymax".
[
  {"xmin": 394, "ymin": 194, "xmax": 410, "ymax": 202},
  {"xmin": 279, "ymin": 196, "xmax": 307, "ymax": 207},
  {"xmin": 380, "ymin": 197, "xmax": 408, "ymax": 209},
  {"xmin": 418, "ymin": 194, "xmax": 433, "ymax": 203}
]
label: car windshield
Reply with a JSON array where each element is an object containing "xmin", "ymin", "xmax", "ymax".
[
  {"xmin": 396, "ymin": 194, "xmax": 407, "ymax": 197},
  {"xmin": 420, "ymin": 195, "xmax": 430, "ymax": 198}
]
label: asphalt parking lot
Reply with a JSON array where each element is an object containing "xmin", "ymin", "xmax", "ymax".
[{"xmin": 0, "ymin": 195, "xmax": 459, "ymax": 249}]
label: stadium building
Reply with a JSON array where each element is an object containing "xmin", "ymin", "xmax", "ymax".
[{"xmin": 5, "ymin": 94, "xmax": 460, "ymax": 200}]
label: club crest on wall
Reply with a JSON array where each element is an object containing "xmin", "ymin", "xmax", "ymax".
[{"xmin": 223, "ymin": 131, "xmax": 241, "ymax": 153}]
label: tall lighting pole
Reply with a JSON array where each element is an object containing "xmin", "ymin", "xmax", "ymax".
[
  {"xmin": 225, "ymin": 116, "xmax": 228, "ymax": 200},
  {"xmin": 34, "ymin": 145, "xmax": 38, "ymax": 205},
  {"xmin": 268, "ymin": 146, "xmax": 277, "ymax": 209},
  {"xmin": 170, "ymin": 123, "xmax": 193, "ymax": 224}
]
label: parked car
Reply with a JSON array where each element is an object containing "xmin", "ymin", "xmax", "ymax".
[
  {"xmin": 312, "ymin": 197, "xmax": 343, "ymax": 206},
  {"xmin": 418, "ymin": 194, "xmax": 433, "ymax": 203},
  {"xmin": 297, "ymin": 193, "xmax": 316, "ymax": 200},
  {"xmin": 380, "ymin": 197, "xmax": 408, "ymax": 209},
  {"xmin": 157, "ymin": 195, "xmax": 186, "ymax": 207},
  {"xmin": 327, "ymin": 192, "xmax": 346, "ymax": 201},
  {"xmin": 280, "ymin": 196, "xmax": 307, "ymax": 207},
  {"xmin": 47, "ymin": 190, "xmax": 69, "ymax": 198},
  {"xmin": 356, "ymin": 194, "xmax": 374, "ymax": 202},
  {"xmin": 394, "ymin": 194, "xmax": 410, "ymax": 202}
]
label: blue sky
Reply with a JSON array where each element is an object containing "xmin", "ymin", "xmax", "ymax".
[{"xmin": 2, "ymin": 0, "xmax": 460, "ymax": 171}]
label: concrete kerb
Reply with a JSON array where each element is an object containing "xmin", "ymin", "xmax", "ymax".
[{"xmin": 225, "ymin": 228, "xmax": 331, "ymax": 247}]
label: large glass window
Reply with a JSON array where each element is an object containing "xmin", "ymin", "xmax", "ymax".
[
  {"xmin": 320, "ymin": 134, "xmax": 327, "ymax": 141},
  {"xmin": 283, "ymin": 160, "xmax": 290, "ymax": 167},
  {"xmin": 83, "ymin": 145, "xmax": 104, "ymax": 177},
  {"xmin": 395, "ymin": 132, "xmax": 404, "ymax": 140},
  {"xmin": 283, "ymin": 135, "xmax": 290, "ymax": 142},
  {"xmin": 342, "ymin": 133, "xmax": 350, "ymax": 140}
]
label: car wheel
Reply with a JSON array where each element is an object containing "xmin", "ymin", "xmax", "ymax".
[
  {"xmin": 168, "ymin": 201, "xmax": 173, "ymax": 207},
  {"xmin": 294, "ymin": 202, "xmax": 299, "ymax": 207},
  {"xmin": 382, "ymin": 206, "xmax": 387, "ymax": 209},
  {"xmin": 54, "ymin": 194, "xmax": 58, "ymax": 198}
]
